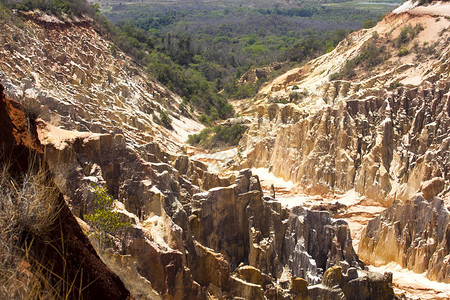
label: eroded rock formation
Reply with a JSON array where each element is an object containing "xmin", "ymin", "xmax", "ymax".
[
  {"xmin": 0, "ymin": 84, "xmax": 131, "ymax": 299},
  {"xmin": 239, "ymin": 5, "xmax": 450, "ymax": 206},
  {"xmin": 359, "ymin": 194, "xmax": 450, "ymax": 283},
  {"xmin": 243, "ymin": 82, "xmax": 450, "ymax": 206},
  {"xmin": 33, "ymin": 108, "xmax": 395, "ymax": 298},
  {"xmin": 0, "ymin": 11, "xmax": 203, "ymax": 154}
]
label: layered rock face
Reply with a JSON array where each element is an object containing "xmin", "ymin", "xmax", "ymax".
[
  {"xmin": 0, "ymin": 5, "xmax": 421, "ymax": 299},
  {"xmin": 243, "ymin": 81, "xmax": 450, "ymax": 205},
  {"xmin": 0, "ymin": 11, "xmax": 203, "ymax": 153},
  {"xmin": 359, "ymin": 194, "xmax": 450, "ymax": 283},
  {"xmin": 240, "ymin": 6, "xmax": 450, "ymax": 206},
  {"xmin": 35, "ymin": 113, "xmax": 394, "ymax": 298},
  {"xmin": 0, "ymin": 85, "xmax": 131, "ymax": 300}
]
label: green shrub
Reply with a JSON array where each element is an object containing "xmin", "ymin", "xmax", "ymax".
[
  {"xmin": 187, "ymin": 127, "xmax": 212, "ymax": 145},
  {"xmin": 84, "ymin": 184, "xmax": 130, "ymax": 250},
  {"xmin": 398, "ymin": 46, "xmax": 408, "ymax": 56},
  {"xmin": 187, "ymin": 124, "xmax": 247, "ymax": 149},
  {"xmin": 159, "ymin": 110, "xmax": 172, "ymax": 129},
  {"xmin": 363, "ymin": 20, "xmax": 376, "ymax": 29},
  {"xmin": 213, "ymin": 124, "xmax": 247, "ymax": 146},
  {"xmin": 395, "ymin": 24, "xmax": 424, "ymax": 48},
  {"xmin": 199, "ymin": 113, "xmax": 211, "ymax": 125}
]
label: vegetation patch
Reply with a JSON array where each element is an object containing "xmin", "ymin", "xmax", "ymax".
[
  {"xmin": 85, "ymin": 184, "xmax": 130, "ymax": 250},
  {"xmin": 330, "ymin": 40, "xmax": 389, "ymax": 80},
  {"xmin": 103, "ymin": 3, "xmax": 386, "ymax": 119},
  {"xmin": 398, "ymin": 46, "xmax": 408, "ymax": 57},
  {"xmin": 187, "ymin": 123, "xmax": 247, "ymax": 149},
  {"xmin": 159, "ymin": 110, "xmax": 173, "ymax": 129},
  {"xmin": 6, "ymin": 0, "xmax": 98, "ymax": 16},
  {"xmin": 394, "ymin": 24, "xmax": 424, "ymax": 48}
]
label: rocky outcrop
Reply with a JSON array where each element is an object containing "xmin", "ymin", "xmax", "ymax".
[
  {"xmin": 239, "ymin": 6, "xmax": 450, "ymax": 206},
  {"xmin": 190, "ymin": 169, "xmax": 265, "ymax": 269},
  {"xmin": 243, "ymin": 80, "xmax": 450, "ymax": 206},
  {"xmin": 308, "ymin": 266, "xmax": 395, "ymax": 300},
  {"xmin": 0, "ymin": 84, "xmax": 130, "ymax": 299},
  {"xmin": 421, "ymin": 177, "xmax": 446, "ymax": 200},
  {"xmin": 359, "ymin": 195, "xmax": 450, "ymax": 283},
  {"xmin": 284, "ymin": 207, "xmax": 363, "ymax": 284},
  {"xmin": 0, "ymin": 11, "xmax": 203, "ymax": 154}
]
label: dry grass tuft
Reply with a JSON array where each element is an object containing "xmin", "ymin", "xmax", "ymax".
[{"xmin": 0, "ymin": 159, "xmax": 79, "ymax": 299}]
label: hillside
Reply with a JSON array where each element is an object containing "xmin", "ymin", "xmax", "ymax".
[
  {"xmin": 0, "ymin": 10, "xmax": 203, "ymax": 154},
  {"xmin": 231, "ymin": 1, "xmax": 450, "ymax": 297},
  {"xmin": 0, "ymin": 1, "xmax": 449, "ymax": 299},
  {"xmin": 237, "ymin": 0, "xmax": 450, "ymax": 205}
]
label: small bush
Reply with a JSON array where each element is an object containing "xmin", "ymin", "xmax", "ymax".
[
  {"xmin": 395, "ymin": 24, "xmax": 424, "ymax": 48},
  {"xmin": 363, "ymin": 20, "xmax": 376, "ymax": 29},
  {"xmin": 199, "ymin": 113, "xmax": 211, "ymax": 125},
  {"xmin": 159, "ymin": 110, "xmax": 172, "ymax": 129},
  {"xmin": 84, "ymin": 184, "xmax": 130, "ymax": 250},
  {"xmin": 187, "ymin": 127, "xmax": 212, "ymax": 145},
  {"xmin": 398, "ymin": 47, "xmax": 408, "ymax": 57}
]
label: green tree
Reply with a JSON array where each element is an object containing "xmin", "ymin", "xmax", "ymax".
[{"xmin": 85, "ymin": 184, "xmax": 129, "ymax": 250}]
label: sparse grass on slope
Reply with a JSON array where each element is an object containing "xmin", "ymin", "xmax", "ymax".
[{"xmin": 0, "ymin": 160, "xmax": 77, "ymax": 299}]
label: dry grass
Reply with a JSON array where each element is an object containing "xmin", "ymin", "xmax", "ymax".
[{"xmin": 0, "ymin": 159, "xmax": 81, "ymax": 299}]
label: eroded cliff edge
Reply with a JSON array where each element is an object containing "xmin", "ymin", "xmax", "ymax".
[
  {"xmin": 238, "ymin": 2, "xmax": 450, "ymax": 206},
  {"xmin": 2, "ymin": 1, "xmax": 449, "ymax": 298},
  {"xmin": 0, "ymin": 84, "xmax": 131, "ymax": 299}
]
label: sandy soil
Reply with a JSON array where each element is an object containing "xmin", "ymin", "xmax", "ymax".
[
  {"xmin": 370, "ymin": 263, "xmax": 450, "ymax": 299},
  {"xmin": 36, "ymin": 120, "xmax": 100, "ymax": 150},
  {"xmin": 393, "ymin": 0, "xmax": 450, "ymax": 16},
  {"xmin": 409, "ymin": 1, "xmax": 450, "ymax": 16}
]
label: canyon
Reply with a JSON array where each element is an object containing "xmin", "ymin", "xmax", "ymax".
[{"xmin": 0, "ymin": 1, "xmax": 449, "ymax": 299}]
